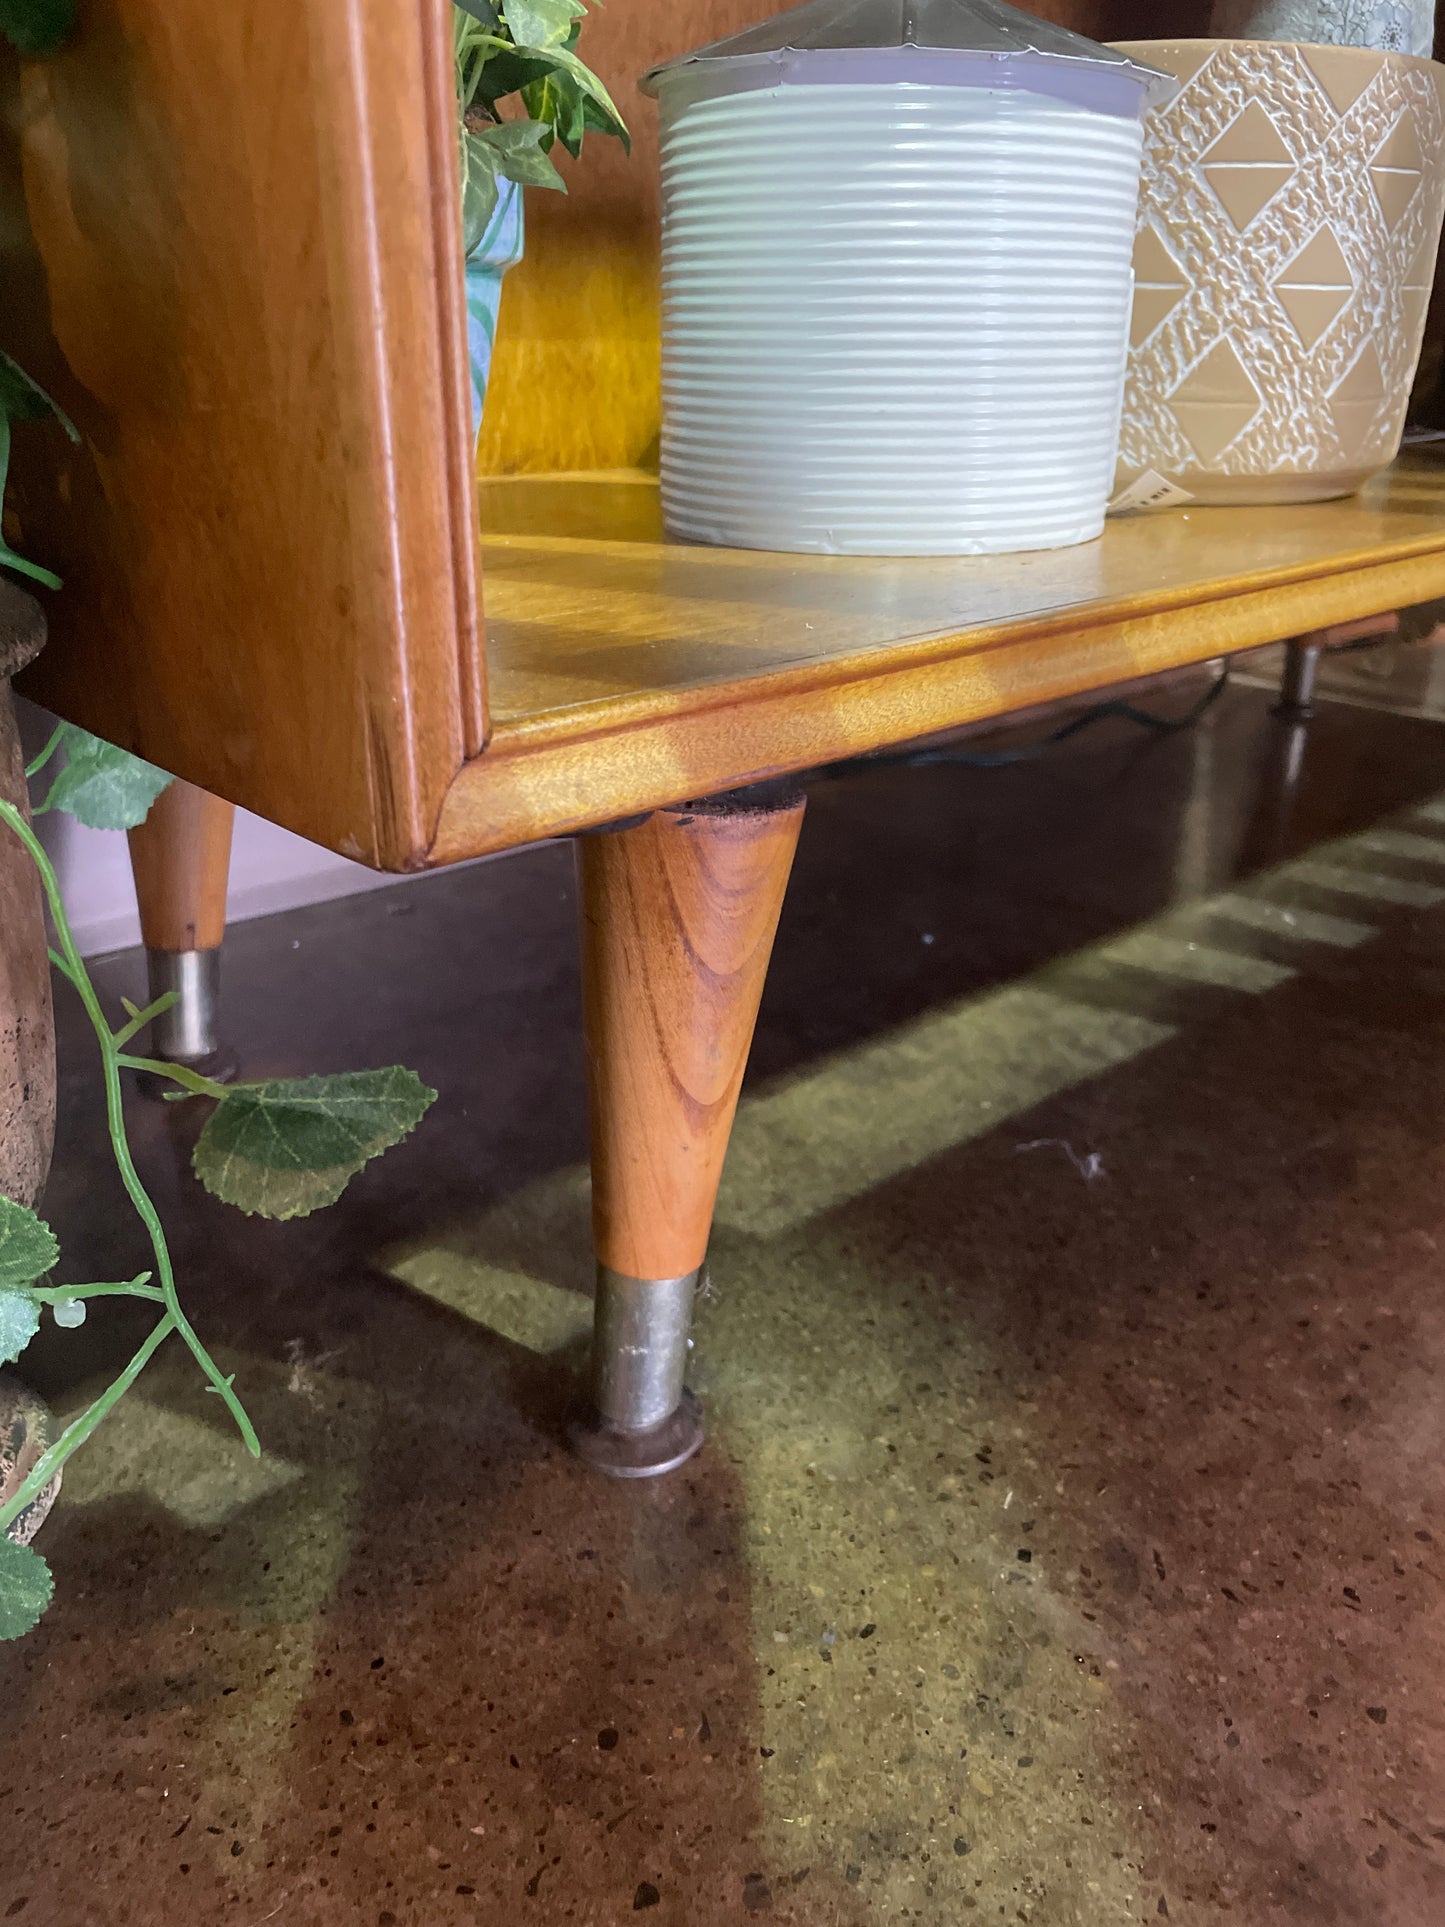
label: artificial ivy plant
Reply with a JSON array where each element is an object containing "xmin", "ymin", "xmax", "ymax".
[
  {"xmin": 453, "ymin": 0, "xmax": 628, "ymax": 253},
  {"xmin": 0, "ymin": 735, "xmax": 436, "ymax": 1641}
]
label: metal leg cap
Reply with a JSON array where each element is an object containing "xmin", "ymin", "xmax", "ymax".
[{"xmin": 569, "ymin": 1389, "xmax": 705, "ymax": 1480}]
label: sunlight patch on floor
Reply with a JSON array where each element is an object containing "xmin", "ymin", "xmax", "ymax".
[
  {"xmin": 1351, "ymin": 827, "xmax": 1445, "ymax": 868},
  {"xmin": 389, "ymin": 1249, "xmax": 592, "ymax": 1354},
  {"xmin": 716, "ymin": 983, "xmax": 1171, "ymax": 1239},
  {"xmin": 1269, "ymin": 860, "xmax": 1445, "ymax": 909},
  {"xmin": 1195, "ymin": 893, "xmax": 1376, "ymax": 949},
  {"xmin": 61, "ymin": 1390, "xmax": 303, "ymax": 1530},
  {"xmin": 1098, "ymin": 929, "xmax": 1294, "ymax": 993}
]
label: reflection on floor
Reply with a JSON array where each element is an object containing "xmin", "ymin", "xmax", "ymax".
[{"xmin": 5, "ymin": 652, "xmax": 1445, "ymax": 1924}]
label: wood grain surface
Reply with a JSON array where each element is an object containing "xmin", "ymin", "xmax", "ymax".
[
  {"xmin": 127, "ymin": 779, "xmax": 234, "ymax": 953},
  {"xmin": 579, "ymin": 793, "xmax": 805, "ymax": 1281},
  {"xmin": 5, "ymin": 0, "xmax": 479, "ymax": 870},
  {"xmin": 428, "ymin": 456, "xmax": 1445, "ymax": 858}
]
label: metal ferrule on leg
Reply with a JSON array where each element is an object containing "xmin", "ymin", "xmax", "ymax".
[
  {"xmin": 147, "ymin": 948, "xmax": 222, "ymax": 1065},
  {"xmin": 571, "ymin": 1266, "xmax": 706, "ymax": 1479},
  {"xmin": 593, "ymin": 1266, "xmax": 697, "ymax": 1433}
]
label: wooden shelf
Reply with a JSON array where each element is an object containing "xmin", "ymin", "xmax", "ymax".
[
  {"xmin": 429, "ymin": 453, "xmax": 1445, "ymax": 860},
  {"xmin": 12, "ymin": 0, "xmax": 1442, "ymax": 873}
]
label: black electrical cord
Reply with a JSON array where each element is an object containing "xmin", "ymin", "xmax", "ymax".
[{"xmin": 819, "ymin": 660, "xmax": 1233, "ymax": 780}]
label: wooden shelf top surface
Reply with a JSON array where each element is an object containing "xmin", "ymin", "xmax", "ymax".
[{"xmin": 431, "ymin": 455, "xmax": 1445, "ymax": 860}]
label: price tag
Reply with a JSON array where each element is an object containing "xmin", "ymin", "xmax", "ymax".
[{"xmin": 1108, "ymin": 470, "xmax": 1196, "ymax": 515}]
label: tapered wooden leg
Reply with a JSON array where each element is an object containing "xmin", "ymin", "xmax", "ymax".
[
  {"xmin": 127, "ymin": 778, "xmax": 235, "ymax": 1070},
  {"xmin": 572, "ymin": 780, "xmax": 806, "ymax": 1477}
]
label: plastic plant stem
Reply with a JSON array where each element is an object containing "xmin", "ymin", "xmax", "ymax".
[
  {"xmin": 111, "ymin": 993, "xmax": 180, "ymax": 1051},
  {"xmin": 28, "ymin": 1278, "xmax": 165, "ymax": 1304},
  {"xmin": 0, "ymin": 1312, "xmax": 177, "ymax": 1536},
  {"xmin": 0, "ymin": 796, "xmax": 260, "ymax": 1457},
  {"xmin": 115, "ymin": 1055, "xmax": 230, "ymax": 1100},
  {"xmin": 23, "ymin": 722, "xmax": 64, "ymax": 779}
]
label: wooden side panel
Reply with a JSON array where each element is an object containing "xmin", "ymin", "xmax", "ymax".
[
  {"xmin": 5, "ymin": 0, "xmax": 479, "ymax": 869},
  {"xmin": 478, "ymin": 0, "xmax": 1209, "ymax": 476}
]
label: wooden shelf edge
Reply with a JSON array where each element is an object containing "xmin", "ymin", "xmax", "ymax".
[{"xmin": 427, "ymin": 543, "xmax": 1445, "ymax": 864}]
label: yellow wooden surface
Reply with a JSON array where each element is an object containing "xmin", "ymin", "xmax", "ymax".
[{"xmin": 428, "ymin": 456, "xmax": 1445, "ymax": 861}]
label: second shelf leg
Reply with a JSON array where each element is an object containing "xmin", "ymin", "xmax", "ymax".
[
  {"xmin": 1275, "ymin": 637, "xmax": 1323, "ymax": 720},
  {"xmin": 127, "ymin": 778, "xmax": 235, "ymax": 1071}
]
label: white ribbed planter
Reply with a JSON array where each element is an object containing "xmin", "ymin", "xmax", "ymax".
[
  {"xmin": 648, "ymin": 55, "xmax": 1157, "ymax": 556},
  {"xmin": 643, "ymin": 1, "xmax": 1163, "ymax": 558}
]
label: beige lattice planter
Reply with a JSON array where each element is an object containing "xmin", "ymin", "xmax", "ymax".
[{"xmin": 1115, "ymin": 39, "xmax": 1445, "ymax": 503}]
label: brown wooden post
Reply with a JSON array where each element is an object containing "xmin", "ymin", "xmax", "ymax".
[{"xmin": 573, "ymin": 781, "xmax": 805, "ymax": 1475}]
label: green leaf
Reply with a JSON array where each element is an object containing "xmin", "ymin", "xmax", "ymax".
[
  {"xmin": 510, "ymin": 37, "xmax": 626, "ymax": 142},
  {"xmin": 39, "ymin": 725, "xmax": 174, "ymax": 830},
  {"xmin": 0, "ymin": 1291, "xmax": 40, "ymax": 1367},
  {"xmin": 580, "ymin": 84, "xmax": 630, "ymax": 151},
  {"xmin": 465, "ymin": 33, "xmax": 626, "ymax": 145},
  {"xmin": 0, "ymin": 1196, "xmax": 58, "ymax": 1291},
  {"xmin": 453, "ymin": 0, "xmax": 501, "ymax": 26},
  {"xmin": 0, "ymin": 0, "xmax": 77, "ymax": 58},
  {"xmin": 0, "ymin": 1198, "xmax": 54, "ymax": 1358},
  {"xmin": 0, "ymin": 352, "xmax": 78, "ymax": 436},
  {"xmin": 502, "ymin": 0, "xmax": 581, "ymax": 52},
  {"xmin": 192, "ymin": 1068, "xmax": 437, "ymax": 1220},
  {"xmin": 0, "ymin": 1538, "xmax": 53, "ymax": 1639},
  {"xmin": 478, "ymin": 117, "xmax": 567, "ymax": 188},
  {"xmin": 468, "ymin": 41, "xmax": 560, "ymax": 103},
  {"xmin": 521, "ymin": 67, "xmax": 587, "ymax": 157},
  {"xmin": 460, "ymin": 127, "xmax": 502, "ymax": 254},
  {"xmin": 461, "ymin": 118, "xmax": 565, "ymax": 252}
]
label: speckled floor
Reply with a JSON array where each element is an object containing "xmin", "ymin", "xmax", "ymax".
[{"xmin": 4, "ymin": 651, "xmax": 1445, "ymax": 1925}]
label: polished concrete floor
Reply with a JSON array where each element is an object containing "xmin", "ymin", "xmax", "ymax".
[{"xmin": 4, "ymin": 652, "xmax": 1445, "ymax": 1924}]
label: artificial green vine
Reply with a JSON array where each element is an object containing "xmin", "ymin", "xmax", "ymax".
[
  {"xmin": 0, "ymin": 0, "xmax": 455, "ymax": 1641},
  {"xmin": 0, "ymin": 739, "xmax": 436, "ymax": 1640}
]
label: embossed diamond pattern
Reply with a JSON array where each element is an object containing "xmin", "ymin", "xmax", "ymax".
[
  {"xmin": 1201, "ymin": 100, "xmax": 1295, "ymax": 229},
  {"xmin": 1274, "ymin": 226, "xmax": 1354, "ymax": 347},
  {"xmin": 1169, "ymin": 337, "xmax": 1264, "ymax": 462},
  {"xmin": 1118, "ymin": 41, "xmax": 1445, "ymax": 501},
  {"xmin": 1131, "ymin": 225, "xmax": 1192, "ymax": 346},
  {"xmin": 1370, "ymin": 111, "xmax": 1425, "ymax": 228}
]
